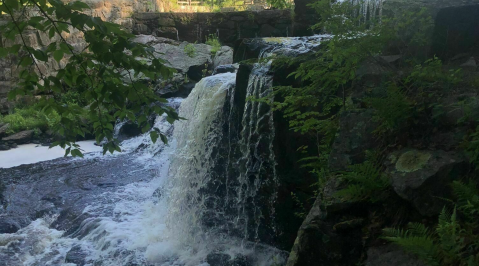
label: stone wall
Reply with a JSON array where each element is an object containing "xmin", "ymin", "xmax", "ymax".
[{"xmin": 132, "ymin": 10, "xmax": 293, "ymax": 46}]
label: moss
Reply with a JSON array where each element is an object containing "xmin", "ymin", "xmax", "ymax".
[{"xmin": 395, "ymin": 150, "xmax": 431, "ymax": 173}]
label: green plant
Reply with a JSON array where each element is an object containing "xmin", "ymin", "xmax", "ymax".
[
  {"xmin": 368, "ymin": 84, "xmax": 413, "ymax": 133},
  {"xmin": 0, "ymin": 0, "xmax": 178, "ymax": 156},
  {"xmin": 334, "ymin": 151, "xmax": 389, "ymax": 203},
  {"xmin": 184, "ymin": 43, "xmax": 196, "ymax": 58},
  {"xmin": 383, "ymin": 180, "xmax": 479, "ymax": 266},
  {"xmin": 464, "ymin": 126, "xmax": 479, "ymax": 167},
  {"xmin": 205, "ymin": 34, "xmax": 221, "ymax": 56}
]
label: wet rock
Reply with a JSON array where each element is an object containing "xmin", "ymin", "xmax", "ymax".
[
  {"xmin": 65, "ymin": 245, "xmax": 87, "ymax": 265},
  {"xmin": 213, "ymin": 46, "xmax": 234, "ymax": 69},
  {"xmin": 2, "ymin": 130, "xmax": 34, "ymax": 144},
  {"xmin": 286, "ymin": 196, "xmax": 362, "ymax": 266},
  {"xmin": 117, "ymin": 121, "xmax": 142, "ymax": 141},
  {"xmin": 213, "ymin": 64, "xmax": 239, "ymax": 75},
  {"xmin": 365, "ymin": 244, "xmax": 426, "ymax": 266},
  {"xmin": 386, "ymin": 149, "xmax": 468, "ymax": 216},
  {"xmin": 207, "ymin": 253, "xmax": 231, "ymax": 266},
  {"xmin": 322, "ymin": 178, "xmax": 353, "ymax": 213},
  {"xmin": 329, "ymin": 109, "xmax": 379, "ymax": 171},
  {"xmin": 0, "ymin": 220, "xmax": 20, "ymax": 234},
  {"xmin": 206, "ymin": 253, "xmax": 253, "ymax": 266},
  {"xmin": 0, "ymin": 144, "xmax": 10, "ymax": 150},
  {"xmin": 9, "ymin": 142, "xmax": 17, "ymax": 148}
]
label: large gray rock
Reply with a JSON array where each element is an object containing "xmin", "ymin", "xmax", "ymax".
[
  {"xmin": 133, "ymin": 35, "xmax": 233, "ymax": 82},
  {"xmin": 2, "ymin": 130, "xmax": 34, "ymax": 144},
  {"xmin": 386, "ymin": 149, "xmax": 467, "ymax": 216},
  {"xmin": 366, "ymin": 244, "xmax": 426, "ymax": 266},
  {"xmin": 329, "ymin": 109, "xmax": 379, "ymax": 171},
  {"xmin": 213, "ymin": 46, "xmax": 234, "ymax": 69}
]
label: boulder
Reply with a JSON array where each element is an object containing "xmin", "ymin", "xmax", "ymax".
[
  {"xmin": 437, "ymin": 94, "xmax": 479, "ymax": 126},
  {"xmin": 213, "ymin": 46, "xmax": 234, "ymax": 69},
  {"xmin": 386, "ymin": 149, "xmax": 468, "ymax": 216},
  {"xmin": 213, "ymin": 64, "xmax": 239, "ymax": 75},
  {"xmin": 286, "ymin": 196, "xmax": 362, "ymax": 266},
  {"xmin": 206, "ymin": 253, "xmax": 253, "ymax": 266},
  {"xmin": 2, "ymin": 130, "xmax": 34, "ymax": 144},
  {"xmin": 460, "ymin": 57, "xmax": 477, "ymax": 69},
  {"xmin": 132, "ymin": 35, "xmax": 217, "ymax": 81},
  {"xmin": 365, "ymin": 244, "xmax": 426, "ymax": 266},
  {"xmin": 65, "ymin": 245, "xmax": 87, "ymax": 265},
  {"xmin": 0, "ymin": 123, "xmax": 9, "ymax": 136},
  {"xmin": 0, "ymin": 219, "xmax": 20, "ymax": 234},
  {"xmin": 116, "ymin": 121, "xmax": 142, "ymax": 141},
  {"xmin": 329, "ymin": 109, "xmax": 379, "ymax": 171}
]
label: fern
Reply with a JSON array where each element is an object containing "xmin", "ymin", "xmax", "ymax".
[
  {"xmin": 334, "ymin": 152, "xmax": 389, "ymax": 203},
  {"xmin": 383, "ymin": 223, "xmax": 440, "ymax": 265},
  {"xmin": 384, "ymin": 179, "xmax": 479, "ymax": 265},
  {"xmin": 452, "ymin": 181, "xmax": 479, "ymax": 221},
  {"xmin": 368, "ymin": 83, "xmax": 413, "ymax": 133}
]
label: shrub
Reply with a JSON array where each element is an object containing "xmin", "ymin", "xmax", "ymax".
[{"xmin": 205, "ymin": 34, "xmax": 221, "ymax": 56}]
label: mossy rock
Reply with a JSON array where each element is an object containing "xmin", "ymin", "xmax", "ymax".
[
  {"xmin": 394, "ymin": 150, "xmax": 432, "ymax": 173},
  {"xmin": 386, "ymin": 149, "xmax": 468, "ymax": 216}
]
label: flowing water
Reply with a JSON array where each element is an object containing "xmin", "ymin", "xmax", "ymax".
[{"xmin": 0, "ymin": 36, "xmax": 329, "ymax": 266}]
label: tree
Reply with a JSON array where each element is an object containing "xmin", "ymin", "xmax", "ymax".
[{"xmin": 0, "ymin": 0, "xmax": 178, "ymax": 156}]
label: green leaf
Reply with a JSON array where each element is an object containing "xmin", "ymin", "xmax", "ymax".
[
  {"xmin": 19, "ymin": 56, "xmax": 33, "ymax": 67},
  {"xmin": 53, "ymin": 50, "xmax": 64, "ymax": 62},
  {"xmin": 71, "ymin": 149, "xmax": 84, "ymax": 158},
  {"xmin": 4, "ymin": 0, "xmax": 19, "ymax": 10},
  {"xmin": 32, "ymin": 50, "xmax": 48, "ymax": 62},
  {"xmin": 49, "ymin": 27, "xmax": 56, "ymax": 38},
  {"xmin": 0, "ymin": 47, "xmax": 8, "ymax": 58},
  {"xmin": 150, "ymin": 131, "xmax": 159, "ymax": 143}
]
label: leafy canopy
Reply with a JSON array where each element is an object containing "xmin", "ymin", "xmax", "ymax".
[{"xmin": 0, "ymin": 0, "xmax": 179, "ymax": 156}]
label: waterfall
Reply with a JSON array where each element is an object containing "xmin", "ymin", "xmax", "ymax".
[
  {"xmin": 0, "ymin": 36, "xmax": 330, "ymax": 266},
  {"xmin": 339, "ymin": 0, "xmax": 384, "ymax": 22}
]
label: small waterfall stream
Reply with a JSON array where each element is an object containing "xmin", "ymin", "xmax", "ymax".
[{"xmin": 0, "ymin": 35, "xmax": 329, "ymax": 266}]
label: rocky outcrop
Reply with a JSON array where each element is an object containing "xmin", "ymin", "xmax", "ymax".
[
  {"xmin": 286, "ymin": 196, "xmax": 362, "ymax": 266},
  {"xmin": 386, "ymin": 149, "xmax": 468, "ymax": 216},
  {"xmin": 328, "ymin": 109, "xmax": 379, "ymax": 171},
  {"xmin": 365, "ymin": 245, "xmax": 426, "ymax": 266},
  {"xmin": 133, "ymin": 35, "xmax": 233, "ymax": 84}
]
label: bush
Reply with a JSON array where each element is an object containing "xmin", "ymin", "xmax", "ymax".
[{"xmin": 0, "ymin": 104, "xmax": 61, "ymax": 134}]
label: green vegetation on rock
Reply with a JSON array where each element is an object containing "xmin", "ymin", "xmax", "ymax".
[{"xmin": 395, "ymin": 150, "xmax": 432, "ymax": 173}]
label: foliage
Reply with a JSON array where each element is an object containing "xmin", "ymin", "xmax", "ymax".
[
  {"xmin": 404, "ymin": 57, "xmax": 462, "ymax": 91},
  {"xmin": 464, "ymin": 126, "xmax": 479, "ymax": 167},
  {"xmin": 266, "ymin": 0, "xmax": 293, "ymax": 10},
  {"xmin": 383, "ymin": 181, "xmax": 479, "ymax": 266},
  {"xmin": 205, "ymin": 34, "xmax": 221, "ymax": 56},
  {"xmin": 184, "ymin": 43, "xmax": 196, "ymax": 58},
  {"xmin": 368, "ymin": 83, "xmax": 413, "ymax": 133},
  {"xmin": 334, "ymin": 151, "xmax": 389, "ymax": 203},
  {"xmin": 0, "ymin": 104, "xmax": 60, "ymax": 134},
  {"xmin": 0, "ymin": 0, "xmax": 179, "ymax": 156}
]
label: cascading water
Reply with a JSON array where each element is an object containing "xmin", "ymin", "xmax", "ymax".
[{"xmin": 0, "ymin": 35, "xmax": 329, "ymax": 266}]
